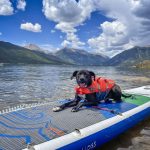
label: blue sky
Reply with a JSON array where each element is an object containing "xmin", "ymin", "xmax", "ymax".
[{"xmin": 0, "ymin": 0, "xmax": 150, "ymax": 56}]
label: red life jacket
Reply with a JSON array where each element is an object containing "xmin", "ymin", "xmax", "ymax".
[{"xmin": 75, "ymin": 77, "xmax": 115, "ymax": 95}]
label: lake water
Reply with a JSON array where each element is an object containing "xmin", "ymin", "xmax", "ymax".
[
  {"xmin": 0, "ymin": 65, "xmax": 150, "ymax": 110},
  {"xmin": 0, "ymin": 65, "xmax": 150, "ymax": 149}
]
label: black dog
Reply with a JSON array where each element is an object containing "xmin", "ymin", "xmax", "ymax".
[{"xmin": 53, "ymin": 70, "xmax": 127, "ymax": 112}]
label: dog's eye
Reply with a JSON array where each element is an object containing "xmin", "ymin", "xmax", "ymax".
[
  {"xmin": 77, "ymin": 73, "xmax": 81, "ymax": 77},
  {"xmin": 79, "ymin": 73, "xmax": 84, "ymax": 76}
]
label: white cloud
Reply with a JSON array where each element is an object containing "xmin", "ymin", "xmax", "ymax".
[
  {"xmin": 42, "ymin": 0, "xmax": 95, "ymax": 26},
  {"xmin": 55, "ymin": 22, "xmax": 77, "ymax": 33},
  {"xmin": 61, "ymin": 40, "xmax": 71, "ymax": 47},
  {"xmin": 0, "ymin": 0, "xmax": 13, "ymax": 15},
  {"xmin": 0, "ymin": 32, "xmax": 2, "ymax": 35},
  {"xmin": 0, "ymin": 0, "xmax": 26, "ymax": 16},
  {"xmin": 20, "ymin": 22, "xmax": 42, "ymax": 32},
  {"xmin": 17, "ymin": 0, "xmax": 26, "ymax": 11},
  {"xmin": 88, "ymin": 0, "xmax": 150, "ymax": 56},
  {"xmin": 40, "ymin": 44, "xmax": 59, "ymax": 52},
  {"xmin": 88, "ymin": 20, "xmax": 133, "ymax": 56},
  {"xmin": 42, "ymin": 0, "xmax": 95, "ymax": 48},
  {"xmin": 131, "ymin": 0, "xmax": 150, "ymax": 46},
  {"xmin": 42, "ymin": 0, "xmax": 150, "ymax": 55}
]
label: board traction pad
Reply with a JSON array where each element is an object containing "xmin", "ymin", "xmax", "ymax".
[{"xmin": 0, "ymin": 94, "xmax": 150, "ymax": 150}]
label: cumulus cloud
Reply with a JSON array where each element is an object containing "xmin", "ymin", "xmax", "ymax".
[
  {"xmin": 42, "ymin": 0, "xmax": 96, "ymax": 48},
  {"xmin": 88, "ymin": 20, "xmax": 133, "ymax": 56},
  {"xmin": 42, "ymin": 0, "xmax": 150, "ymax": 55},
  {"xmin": 17, "ymin": 0, "xmax": 26, "ymax": 11},
  {"xmin": 0, "ymin": 0, "xmax": 26, "ymax": 15},
  {"xmin": 39, "ymin": 44, "xmax": 59, "ymax": 52},
  {"xmin": 61, "ymin": 40, "xmax": 71, "ymax": 47},
  {"xmin": 131, "ymin": 0, "xmax": 150, "ymax": 45},
  {"xmin": 0, "ymin": 0, "xmax": 13, "ymax": 15},
  {"xmin": 88, "ymin": 0, "xmax": 150, "ymax": 56},
  {"xmin": 20, "ymin": 22, "xmax": 42, "ymax": 32}
]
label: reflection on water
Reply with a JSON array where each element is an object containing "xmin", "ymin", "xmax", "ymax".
[{"xmin": 0, "ymin": 65, "xmax": 150, "ymax": 110}]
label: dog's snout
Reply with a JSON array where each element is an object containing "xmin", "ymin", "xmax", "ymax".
[{"xmin": 80, "ymin": 78, "xmax": 85, "ymax": 83}]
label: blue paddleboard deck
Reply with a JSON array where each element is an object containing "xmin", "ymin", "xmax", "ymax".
[{"xmin": 0, "ymin": 93, "xmax": 150, "ymax": 150}]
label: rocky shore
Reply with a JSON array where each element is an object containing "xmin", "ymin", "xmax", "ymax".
[
  {"xmin": 118, "ymin": 127, "xmax": 150, "ymax": 150},
  {"xmin": 99, "ymin": 117, "xmax": 150, "ymax": 150}
]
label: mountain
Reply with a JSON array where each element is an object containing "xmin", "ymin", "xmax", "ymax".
[
  {"xmin": 0, "ymin": 41, "xmax": 68, "ymax": 64},
  {"xmin": 106, "ymin": 46, "xmax": 150, "ymax": 67},
  {"xmin": 55, "ymin": 47, "xmax": 109, "ymax": 65},
  {"xmin": 24, "ymin": 43, "xmax": 51, "ymax": 54},
  {"xmin": 24, "ymin": 43, "xmax": 42, "ymax": 51},
  {"xmin": 2, "ymin": 41, "xmax": 149, "ymax": 67}
]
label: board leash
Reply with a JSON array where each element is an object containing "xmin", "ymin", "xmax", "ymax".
[{"xmin": 92, "ymin": 106, "xmax": 123, "ymax": 116}]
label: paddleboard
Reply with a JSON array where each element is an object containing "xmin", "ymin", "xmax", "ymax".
[{"xmin": 0, "ymin": 86, "xmax": 150, "ymax": 150}]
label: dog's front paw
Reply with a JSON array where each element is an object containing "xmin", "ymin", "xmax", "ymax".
[
  {"xmin": 71, "ymin": 107, "xmax": 79, "ymax": 112},
  {"xmin": 52, "ymin": 106, "xmax": 62, "ymax": 112}
]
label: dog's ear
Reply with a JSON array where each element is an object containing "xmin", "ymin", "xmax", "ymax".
[
  {"xmin": 89, "ymin": 71, "xmax": 95, "ymax": 80},
  {"xmin": 71, "ymin": 71, "xmax": 78, "ymax": 80}
]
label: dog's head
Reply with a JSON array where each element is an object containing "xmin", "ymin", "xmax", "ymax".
[{"xmin": 71, "ymin": 70, "xmax": 95, "ymax": 87}]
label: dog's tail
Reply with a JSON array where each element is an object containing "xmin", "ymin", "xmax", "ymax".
[{"xmin": 121, "ymin": 93, "xmax": 132, "ymax": 98}]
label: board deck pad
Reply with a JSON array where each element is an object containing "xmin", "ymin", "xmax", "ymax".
[{"xmin": 0, "ymin": 94, "xmax": 150, "ymax": 150}]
